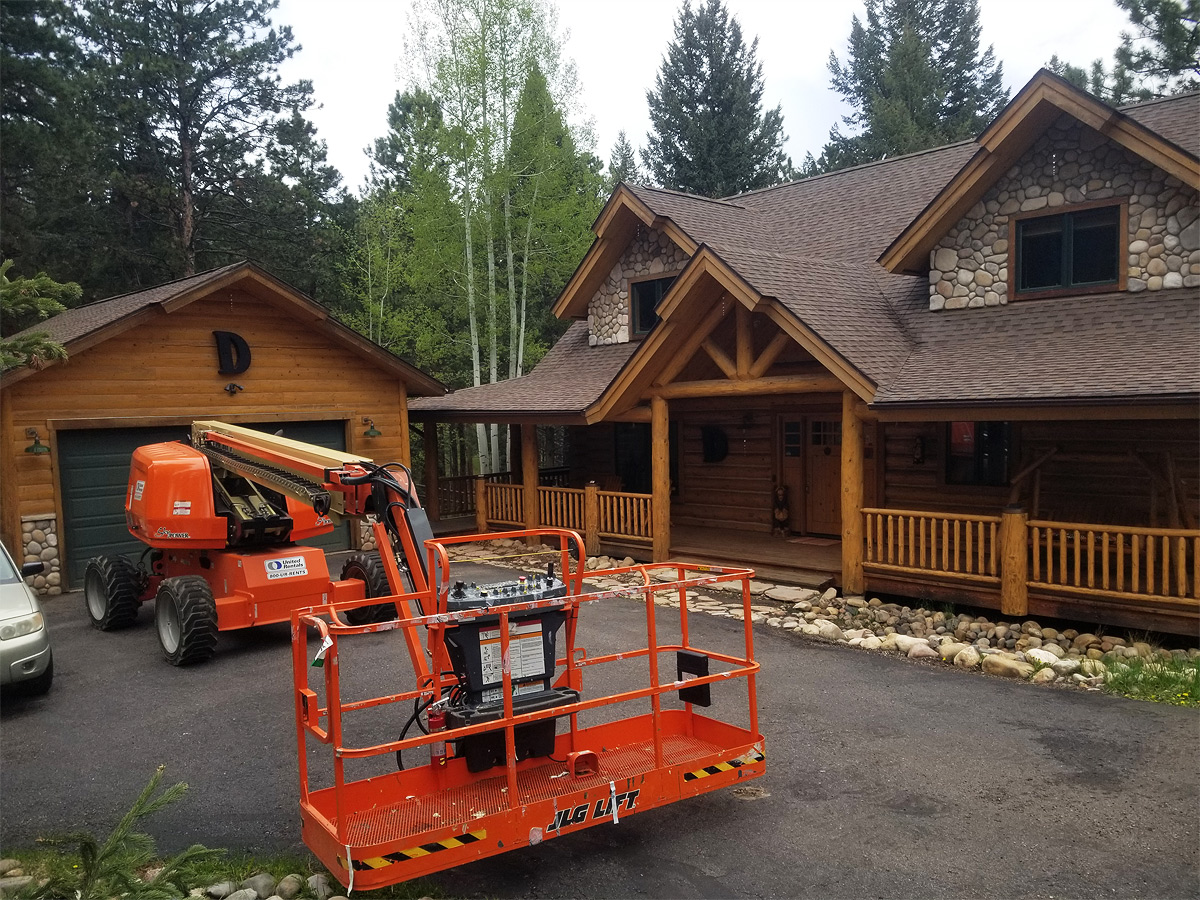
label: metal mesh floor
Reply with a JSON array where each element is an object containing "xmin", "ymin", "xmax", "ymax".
[{"xmin": 338, "ymin": 732, "xmax": 722, "ymax": 846}]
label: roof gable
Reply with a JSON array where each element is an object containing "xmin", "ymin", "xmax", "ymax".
[
  {"xmin": 881, "ymin": 70, "xmax": 1200, "ymax": 275},
  {"xmin": 3, "ymin": 261, "xmax": 444, "ymax": 395}
]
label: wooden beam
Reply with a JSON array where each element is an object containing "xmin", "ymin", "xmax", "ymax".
[
  {"xmin": 521, "ymin": 424, "xmax": 540, "ymax": 546},
  {"xmin": 747, "ymin": 331, "xmax": 790, "ymax": 379},
  {"xmin": 651, "ymin": 396, "xmax": 671, "ymax": 562},
  {"xmin": 735, "ymin": 305, "xmax": 753, "ymax": 377},
  {"xmin": 610, "ymin": 405, "xmax": 652, "ymax": 423},
  {"xmin": 760, "ymin": 304, "xmax": 874, "ymax": 402},
  {"xmin": 870, "ymin": 402, "xmax": 1200, "ymax": 422},
  {"xmin": 653, "ymin": 299, "xmax": 730, "ymax": 387},
  {"xmin": 650, "ymin": 373, "xmax": 845, "ymax": 400},
  {"xmin": 701, "ymin": 338, "xmax": 738, "ymax": 381},
  {"xmin": 422, "ymin": 421, "xmax": 440, "ymax": 523},
  {"xmin": 841, "ymin": 391, "xmax": 865, "ymax": 595}
]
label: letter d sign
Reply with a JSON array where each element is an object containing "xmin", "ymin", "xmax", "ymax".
[{"xmin": 213, "ymin": 330, "xmax": 252, "ymax": 375}]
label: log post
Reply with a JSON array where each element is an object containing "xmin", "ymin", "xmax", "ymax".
[
  {"xmin": 422, "ymin": 423, "xmax": 440, "ymax": 524},
  {"xmin": 521, "ymin": 423, "xmax": 540, "ymax": 546},
  {"xmin": 584, "ymin": 481, "xmax": 600, "ymax": 557},
  {"xmin": 1000, "ymin": 506, "xmax": 1029, "ymax": 617},
  {"xmin": 651, "ymin": 396, "xmax": 671, "ymax": 562},
  {"xmin": 841, "ymin": 391, "xmax": 865, "ymax": 595},
  {"xmin": 474, "ymin": 475, "xmax": 488, "ymax": 534}
]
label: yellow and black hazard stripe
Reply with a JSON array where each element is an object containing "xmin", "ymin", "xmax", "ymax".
[
  {"xmin": 339, "ymin": 829, "xmax": 487, "ymax": 871},
  {"xmin": 683, "ymin": 749, "xmax": 765, "ymax": 782}
]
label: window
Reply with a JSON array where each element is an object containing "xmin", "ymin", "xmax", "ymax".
[
  {"xmin": 946, "ymin": 421, "xmax": 1010, "ymax": 486},
  {"xmin": 1015, "ymin": 205, "xmax": 1121, "ymax": 295},
  {"xmin": 631, "ymin": 276, "xmax": 676, "ymax": 335}
]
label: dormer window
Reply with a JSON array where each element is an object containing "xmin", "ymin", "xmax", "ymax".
[
  {"xmin": 631, "ymin": 275, "xmax": 677, "ymax": 335},
  {"xmin": 1013, "ymin": 203, "xmax": 1123, "ymax": 297}
]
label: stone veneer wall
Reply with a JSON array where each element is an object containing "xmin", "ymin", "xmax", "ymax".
[
  {"xmin": 588, "ymin": 227, "xmax": 690, "ymax": 345},
  {"xmin": 20, "ymin": 514, "xmax": 62, "ymax": 596},
  {"xmin": 930, "ymin": 116, "xmax": 1200, "ymax": 310}
]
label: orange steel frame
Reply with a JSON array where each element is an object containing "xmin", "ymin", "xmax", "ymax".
[{"xmin": 291, "ymin": 528, "xmax": 764, "ymax": 891}]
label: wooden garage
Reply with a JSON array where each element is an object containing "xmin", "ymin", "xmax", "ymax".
[{"xmin": 0, "ymin": 261, "xmax": 444, "ymax": 592}]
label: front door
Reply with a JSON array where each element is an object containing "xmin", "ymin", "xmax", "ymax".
[
  {"xmin": 806, "ymin": 419, "xmax": 841, "ymax": 535},
  {"xmin": 779, "ymin": 417, "xmax": 842, "ymax": 536}
]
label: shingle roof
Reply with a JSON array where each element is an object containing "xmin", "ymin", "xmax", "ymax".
[
  {"xmin": 880, "ymin": 288, "xmax": 1200, "ymax": 405},
  {"xmin": 15, "ymin": 262, "xmax": 246, "ymax": 345},
  {"xmin": 408, "ymin": 321, "xmax": 637, "ymax": 420},
  {"xmin": 413, "ymin": 87, "xmax": 1199, "ymax": 417}
]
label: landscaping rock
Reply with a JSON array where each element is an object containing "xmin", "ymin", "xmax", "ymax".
[
  {"xmin": 1080, "ymin": 658, "xmax": 1108, "ymax": 677},
  {"xmin": 820, "ymin": 587, "xmax": 838, "ymax": 604},
  {"xmin": 938, "ymin": 641, "xmax": 970, "ymax": 662},
  {"xmin": 1052, "ymin": 658, "xmax": 1082, "ymax": 677},
  {"xmin": 225, "ymin": 891, "xmax": 257, "ymax": 900},
  {"xmin": 908, "ymin": 643, "xmax": 939, "ymax": 660},
  {"xmin": 982, "ymin": 655, "xmax": 1035, "ymax": 679},
  {"xmin": 954, "ymin": 646, "xmax": 982, "ymax": 669},
  {"xmin": 207, "ymin": 883, "xmax": 239, "ymax": 899},
  {"xmin": 242, "ymin": 874, "xmax": 276, "ymax": 898},
  {"xmin": 861, "ymin": 636, "xmax": 883, "ymax": 650},
  {"xmin": 815, "ymin": 620, "xmax": 845, "ymax": 642},
  {"xmin": 890, "ymin": 634, "xmax": 928, "ymax": 655},
  {"xmin": 765, "ymin": 586, "xmax": 814, "ymax": 603},
  {"xmin": 0, "ymin": 863, "xmax": 16, "ymax": 877},
  {"xmin": 1026, "ymin": 648, "xmax": 1060, "ymax": 666},
  {"xmin": 0, "ymin": 876, "xmax": 33, "ymax": 895},
  {"xmin": 1031, "ymin": 667, "xmax": 1058, "ymax": 684},
  {"xmin": 308, "ymin": 874, "xmax": 333, "ymax": 900}
]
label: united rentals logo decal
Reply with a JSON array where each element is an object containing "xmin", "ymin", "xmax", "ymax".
[{"xmin": 265, "ymin": 555, "xmax": 308, "ymax": 580}]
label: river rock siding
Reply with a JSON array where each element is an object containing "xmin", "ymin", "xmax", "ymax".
[
  {"xmin": 0, "ymin": 269, "xmax": 438, "ymax": 592},
  {"xmin": 929, "ymin": 116, "xmax": 1200, "ymax": 310},
  {"xmin": 587, "ymin": 227, "xmax": 690, "ymax": 346}
]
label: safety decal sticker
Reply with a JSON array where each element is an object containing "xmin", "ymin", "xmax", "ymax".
[
  {"xmin": 682, "ymin": 749, "xmax": 765, "ymax": 782},
  {"xmin": 338, "ymin": 830, "xmax": 487, "ymax": 870},
  {"xmin": 172, "ymin": 500, "xmax": 192, "ymax": 516},
  {"xmin": 133, "ymin": 480, "xmax": 145, "ymax": 501},
  {"xmin": 265, "ymin": 555, "xmax": 308, "ymax": 580}
]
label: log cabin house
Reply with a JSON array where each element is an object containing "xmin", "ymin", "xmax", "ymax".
[
  {"xmin": 1, "ymin": 262, "xmax": 444, "ymax": 592},
  {"xmin": 410, "ymin": 71, "xmax": 1200, "ymax": 636}
]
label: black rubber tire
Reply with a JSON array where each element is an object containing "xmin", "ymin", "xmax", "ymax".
[
  {"xmin": 24, "ymin": 652, "xmax": 53, "ymax": 696},
  {"xmin": 83, "ymin": 555, "xmax": 142, "ymax": 631},
  {"xmin": 155, "ymin": 576, "xmax": 218, "ymax": 666},
  {"xmin": 340, "ymin": 553, "xmax": 395, "ymax": 624}
]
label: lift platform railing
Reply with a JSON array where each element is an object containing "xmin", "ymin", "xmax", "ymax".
[{"xmin": 291, "ymin": 529, "xmax": 764, "ymax": 890}]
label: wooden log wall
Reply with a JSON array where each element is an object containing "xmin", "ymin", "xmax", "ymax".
[
  {"xmin": 672, "ymin": 403, "xmax": 775, "ymax": 533},
  {"xmin": 881, "ymin": 418, "xmax": 1200, "ymax": 527}
]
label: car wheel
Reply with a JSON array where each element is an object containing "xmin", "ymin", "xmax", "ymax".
[
  {"xmin": 24, "ymin": 652, "xmax": 53, "ymax": 696},
  {"xmin": 340, "ymin": 552, "xmax": 397, "ymax": 624},
  {"xmin": 83, "ymin": 555, "xmax": 142, "ymax": 630},
  {"xmin": 155, "ymin": 576, "xmax": 217, "ymax": 666}
]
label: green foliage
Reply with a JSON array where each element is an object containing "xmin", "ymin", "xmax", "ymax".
[
  {"xmin": 1102, "ymin": 655, "xmax": 1200, "ymax": 705},
  {"xmin": 806, "ymin": 0, "xmax": 1009, "ymax": 175},
  {"xmin": 643, "ymin": 0, "xmax": 791, "ymax": 196},
  {"xmin": 607, "ymin": 130, "xmax": 641, "ymax": 189},
  {"xmin": 0, "ymin": 259, "xmax": 79, "ymax": 370},
  {"xmin": 24, "ymin": 766, "xmax": 218, "ymax": 900}
]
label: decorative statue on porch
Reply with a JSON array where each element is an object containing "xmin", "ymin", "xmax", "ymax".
[{"xmin": 772, "ymin": 485, "xmax": 790, "ymax": 538}]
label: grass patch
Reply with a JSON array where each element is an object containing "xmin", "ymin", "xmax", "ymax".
[{"xmin": 1102, "ymin": 656, "xmax": 1200, "ymax": 707}]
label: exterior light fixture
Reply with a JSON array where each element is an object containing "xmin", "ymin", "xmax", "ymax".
[
  {"xmin": 25, "ymin": 428, "xmax": 49, "ymax": 455},
  {"xmin": 362, "ymin": 417, "xmax": 381, "ymax": 438}
]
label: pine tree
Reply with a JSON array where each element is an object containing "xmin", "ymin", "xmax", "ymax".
[
  {"xmin": 807, "ymin": 0, "xmax": 1009, "ymax": 174},
  {"xmin": 607, "ymin": 130, "xmax": 640, "ymax": 189},
  {"xmin": 643, "ymin": 0, "xmax": 790, "ymax": 197},
  {"xmin": 0, "ymin": 259, "xmax": 80, "ymax": 370},
  {"xmin": 1115, "ymin": 0, "xmax": 1199, "ymax": 96}
]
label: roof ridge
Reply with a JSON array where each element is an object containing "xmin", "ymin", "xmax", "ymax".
[
  {"xmin": 626, "ymin": 182, "xmax": 747, "ymax": 210},
  {"xmin": 1118, "ymin": 90, "xmax": 1200, "ymax": 112},
  {"xmin": 76, "ymin": 260, "xmax": 246, "ymax": 309},
  {"xmin": 727, "ymin": 139, "xmax": 979, "ymax": 200}
]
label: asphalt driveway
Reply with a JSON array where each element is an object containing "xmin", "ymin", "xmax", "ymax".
[{"xmin": 2, "ymin": 564, "xmax": 1197, "ymax": 899}]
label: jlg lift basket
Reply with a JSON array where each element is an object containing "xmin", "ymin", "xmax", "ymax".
[{"xmin": 291, "ymin": 529, "xmax": 765, "ymax": 891}]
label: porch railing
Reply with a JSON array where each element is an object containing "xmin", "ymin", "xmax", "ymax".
[
  {"xmin": 433, "ymin": 468, "xmax": 569, "ymax": 518},
  {"xmin": 863, "ymin": 506, "xmax": 1200, "ymax": 618},
  {"xmin": 476, "ymin": 480, "xmax": 653, "ymax": 554},
  {"xmin": 863, "ymin": 508, "xmax": 1001, "ymax": 583},
  {"xmin": 1029, "ymin": 520, "xmax": 1198, "ymax": 604}
]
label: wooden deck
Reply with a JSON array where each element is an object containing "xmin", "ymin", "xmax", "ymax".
[{"xmin": 666, "ymin": 525, "xmax": 841, "ymax": 588}]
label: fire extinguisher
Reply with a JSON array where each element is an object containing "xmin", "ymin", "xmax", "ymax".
[{"xmin": 428, "ymin": 706, "xmax": 447, "ymax": 766}]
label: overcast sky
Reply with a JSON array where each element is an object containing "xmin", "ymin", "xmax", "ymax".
[{"xmin": 275, "ymin": 0, "xmax": 1133, "ymax": 193}]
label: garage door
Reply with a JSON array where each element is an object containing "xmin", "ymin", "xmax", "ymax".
[{"xmin": 57, "ymin": 420, "xmax": 351, "ymax": 586}]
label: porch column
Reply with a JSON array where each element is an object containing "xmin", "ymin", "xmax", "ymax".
[
  {"xmin": 521, "ymin": 423, "xmax": 540, "ymax": 545},
  {"xmin": 651, "ymin": 396, "xmax": 671, "ymax": 562},
  {"xmin": 422, "ymin": 423, "xmax": 440, "ymax": 522},
  {"xmin": 841, "ymin": 391, "xmax": 865, "ymax": 595},
  {"xmin": 1000, "ymin": 506, "xmax": 1030, "ymax": 617},
  {"xmin": 397, "ymin": 380, "xmax": 411, "ymax": 467}
]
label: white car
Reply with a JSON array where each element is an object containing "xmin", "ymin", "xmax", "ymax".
[{"xmin": 0, "ymin": 542, "xmax": 53, "ymax": 695}]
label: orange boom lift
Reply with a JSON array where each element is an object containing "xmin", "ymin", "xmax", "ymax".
[{"xmin": 96, "ymin": 422, "xmax": 764, "ymax": 888}]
